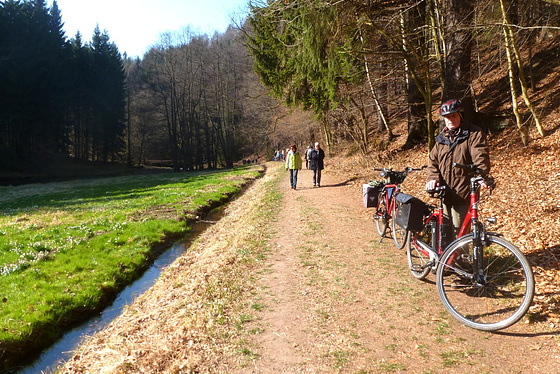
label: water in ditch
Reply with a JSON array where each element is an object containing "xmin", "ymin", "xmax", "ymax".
[{"xmin": 15, "ymin": 214, "xmax": 220, "ymax": 374}]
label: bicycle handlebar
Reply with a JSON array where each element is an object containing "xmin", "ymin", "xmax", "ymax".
[
  {"xmin": 373, "ymin": 165, "xmax": 427, "ymax": 173},
  {"xmin": 408, "ymin": 165, "xmax": 427, "ymax": 172},
  {"xmin": 453, "ymin": 163, "xmax": 495, "ymax": 189},
  {"xmin": 374, "ymin": 165, "xmax": 427, "ymax": 185},
  {"xmin": 452, "ymin": 162, "xmax": 486, "ymax": 175}
]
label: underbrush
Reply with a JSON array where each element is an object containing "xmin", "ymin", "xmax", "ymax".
[{"xmin": 0, "ymin": 165, "xmax": 263, "ymax": 369}]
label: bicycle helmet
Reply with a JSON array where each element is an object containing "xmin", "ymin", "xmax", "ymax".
[{"xmin": 440, "ymin": 99, "xmax": 462, "ymax": 116}]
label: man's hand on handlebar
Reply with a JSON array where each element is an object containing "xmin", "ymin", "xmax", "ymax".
[
  {"xmin": 480, "ymin": 177, "xmax": 496, "ymax": 190},
  {"xmin": 426, "ymin": 179, "xmax": 439, "ymax": 191}
]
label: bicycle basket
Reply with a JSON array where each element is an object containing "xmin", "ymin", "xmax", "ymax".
[
  {"xmin": 395, "ymin": 193, "xmax": 427, "ymax": 232},
  {"xmin": 393, "ymin": 172, "xmax": 407, "ymax": 185}
]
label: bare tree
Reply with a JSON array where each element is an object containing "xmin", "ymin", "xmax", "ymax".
[
  {"xmin": 442, "ymin": 0, "xmax": 475, "ymax": 124},
  {"xmin": 499, "ymin": 0, "xmax": 544, "ymax": 145}
]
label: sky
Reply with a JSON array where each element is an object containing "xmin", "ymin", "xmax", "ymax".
[{"xmin": 49, "ymin": 0, "xmax": 250, "ymax": 58}]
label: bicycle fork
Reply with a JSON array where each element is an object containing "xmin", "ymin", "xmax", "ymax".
[
  {"xmin": 449, "ymin": 220, "xmax": 489, "ymax": 285},
  {"xmin": 471, "ymin": 222, "xmax": 487, "ymax": 286}
]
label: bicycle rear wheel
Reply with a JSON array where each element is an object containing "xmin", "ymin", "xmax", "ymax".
[
  {"xmin": 436, "ymin": 234, "xmax": 534, "ymax": 331},
  {"xmin": 391, "ymin": 202, "xmax": 407, "ymax": 249},
  {"xmin": 407, "ymin": 232, "xmax": 431, "ymax": 280},
  {"xmin": 374, "ymin": 190, "xmax": 388, "ymax": 237}
]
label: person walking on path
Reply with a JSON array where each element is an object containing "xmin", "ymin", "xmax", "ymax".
[
  {"xmin": 308, "ymin": 142, "xmax": 325, "ymax": 187},
  {"xmin": 305, "ymin": 145, "xmax": 313, "ymax": 169},
  {"xmin": 426, "ymin": 99, "xmax": 490, "ymax": 241},
  {"xmin": 285, "ymin": 144, "xmax": 303, "ymax": 189}
]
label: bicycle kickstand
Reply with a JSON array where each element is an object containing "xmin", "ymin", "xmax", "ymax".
[{"xmin": 378, "ymin": 229, "xmax": 386, "ymax": 243}]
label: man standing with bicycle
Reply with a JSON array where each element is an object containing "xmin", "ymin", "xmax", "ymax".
[{"xmin": 425, "ymin": 99, "xmax": 490, "ymax": 242}]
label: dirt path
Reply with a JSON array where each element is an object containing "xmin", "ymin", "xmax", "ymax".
[
  {"xmin": 61, "ymin": 162, "xmax": 560, "ymax": 373},
  {"xmin": 237, "ymin": 164, "xmax": 560, "ymax": 373}
]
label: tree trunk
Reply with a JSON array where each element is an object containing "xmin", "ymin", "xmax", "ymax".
[
  {"xmin": 356, "ymin": 12, "xmax": 392, "ymax": 138},
  {"xmin": 321, "ymin": 114, "xmax": 333, "ymax": 153},
  {"xmin": 502, "ymin": 23, "xmax": 529, "ymax": 145},
  {"xmin": 442, "ymin": 0, "xmax": 475, "ymax": 124},
  {"xmin": 406, "ymin": 75, "xmax": 428, "ymax": 148},
  {"xmin": 127, "ymin": 89, "xmax": 132, "ymax": 166},
  {"xmin": 348, "ymin": 98, "xmax": 369, "ymax": 154},
  {"xmin": 402, "ymin": 4, "xmax": 430, "ymax": 149},
  {"xmin": 429, "ymin": 0, "xmax": 446, "ymax": 91},
  {"xmin": 499, "ymin": 0, "xmax": 544, "ymax": 142}
]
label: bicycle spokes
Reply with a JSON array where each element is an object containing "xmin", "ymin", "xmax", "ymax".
[{"xmin": 437, "ymin": 235, "xmax": 534, "ymax": 331}]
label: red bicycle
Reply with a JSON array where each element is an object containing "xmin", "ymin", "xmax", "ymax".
[
  {"xmin": 406, "ymin": 163, "xmax": 534, "ymax": 331},
  {"xmin": 373, "ymin": 166, "xmax": 425, "ymax": 249}
]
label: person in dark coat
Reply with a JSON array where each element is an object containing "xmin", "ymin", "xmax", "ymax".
[
  {"xmin": 308, "ymin": 142, "xmax": 325, "ymax": 187},
  {"xmin": 426, "ymin": 99, "xmax": 490, "ymax": 240},
  {"xmin": 305, "ymin": 145, "xmax": 313, "ymax": 169}
]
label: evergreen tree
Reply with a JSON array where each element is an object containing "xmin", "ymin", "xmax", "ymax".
[
  {"xmin": 67, "ymin": 32, "xmax": 94, "ymax": 160},
  {"xmin": 247, "ymin": 1, "xmax": 362, "ymax": 147},
  {"xmin": 90, "ymin": 26, "xmax": 127, "ymax": 162},
  {"xmin": 0, "ymin": 0, "xmax": 68, "ymax": 163}
]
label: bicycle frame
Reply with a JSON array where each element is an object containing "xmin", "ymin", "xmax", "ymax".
[
  {"xmin": 409, "ymin": 174, "xmax": 489, "ymax": 273},
  {"xmin": 456, "ymin": 184, "xmax": 477, "ymax": 238},
  {"xmin": 382, "ymin": 183, "xmax": 399, "ymax": 217}
]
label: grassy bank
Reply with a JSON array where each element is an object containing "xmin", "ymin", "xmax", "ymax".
[
  {"xmin": 0, "ymin": 165, "xmax": 263, "ymax": 368},
  {"xmin": 59, "ymin": 162, "xmax": 285, "ymax": 373}
]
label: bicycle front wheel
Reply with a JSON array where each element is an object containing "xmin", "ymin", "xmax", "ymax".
[
  {"xmin": 374, "ymin": 190, "xmax": 388, "ymax": 237},
  {"xmin": 391, "ymin": 202, "xmax": 408, "ymax": 249},
  {"xmin": 436, "ymin": 234, "xmax": 534, "ymax": 331}
]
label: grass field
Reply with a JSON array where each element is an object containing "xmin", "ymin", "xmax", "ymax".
[{"xmin": 0, "ymin": 165, "xmax": 263, "ymax": 368}]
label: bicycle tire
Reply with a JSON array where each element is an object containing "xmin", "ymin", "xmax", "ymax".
[
  {"xmin": 436, "ymin": 234, "xmax": 534, "ymax": 331},
  {"xmin": 391, "ymin": 202, "xmax": 408, "ymax": 249},
  {"xmin": 374, "ymin": 190, "xmax": 388, "ymax": 237},
  {"xmin": 407, "ymin": 232, "xmax": 431, "ymax": 280}
]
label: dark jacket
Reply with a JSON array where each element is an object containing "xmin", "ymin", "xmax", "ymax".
[
  {"xmin": 427, "ymin": 121, "xmax": 490, "ymax": 205},
  {"xmin": 308, "ymin": 148, "xmax": 325, "ymax": 170}
]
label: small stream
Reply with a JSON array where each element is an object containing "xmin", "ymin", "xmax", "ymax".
[{"xmin": 15, "ymin": 214, "xmax": 220, "ymax": 374}]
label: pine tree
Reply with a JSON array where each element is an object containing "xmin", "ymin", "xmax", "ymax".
[
  {"xmin": 90, "ymin": 26, "xmax": 127, "ymax": 162},
  {"xmin": 0, "ymin": 0, "xmax": 69, "ymax": 163}
]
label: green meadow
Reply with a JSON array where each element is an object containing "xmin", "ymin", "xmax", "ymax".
[{"xmin": 0, "ymin": 165, "xmax": 262, "ymax": 367}]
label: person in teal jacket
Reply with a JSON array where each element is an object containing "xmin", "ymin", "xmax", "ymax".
[{"xmin": 285, "ymin": 144, "xmax": 303, "ymax": 189}]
